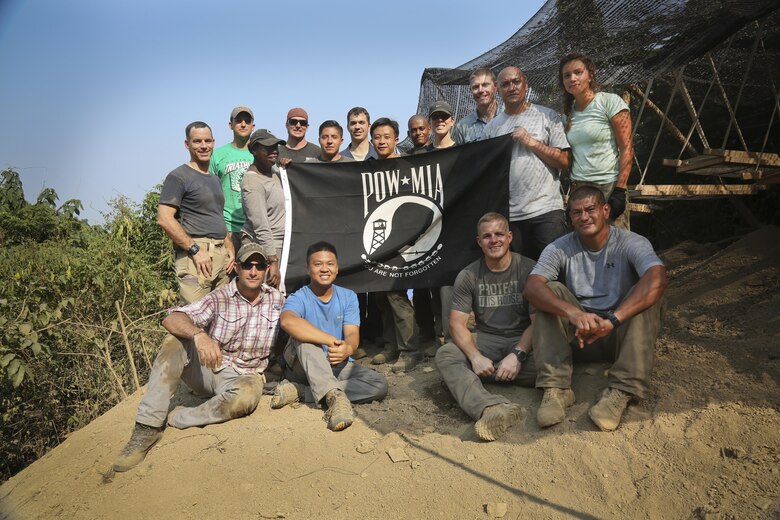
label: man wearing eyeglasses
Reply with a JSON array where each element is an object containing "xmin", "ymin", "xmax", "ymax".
[
  {"xmin": 452, "ymin": 68, "xmax": 499, "ymax": 145},
  {"xmin": 278, "ymin": 107, "xmax": 321, "ymax": 167},
  {"xmin": 484, "ymin": 66, "xmax": 571, "ymax": 261},
  {"xmin": 524, "ymin": 186, "xmax": 667, "ymax": 432},
  {"xmin": 113, "ymin": 243, "xmax": 284, "ymax": 472},
  {"xmin": 210, "ymin": 106, "xmax": 255, "ymax": 257}
]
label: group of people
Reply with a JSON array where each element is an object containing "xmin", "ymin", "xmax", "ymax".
[{"xmin": 112, "ymin": 55, "xmax": 667, "ymax": 473}]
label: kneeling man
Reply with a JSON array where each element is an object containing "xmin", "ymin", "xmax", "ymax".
[
  {"xmin": 524, "ymin": 186, "xmax": 667, "ymax": 431},
  {"xmin": 272, "ymin": 241, "xmax": 388, "ymax": 431},
  {"xmin": 436, "ymin": 212, "xmax": 537, "ymax": 441},
  {"xmin": 114, "ymin": 243, "xmax": 284, "ymax": 472}
]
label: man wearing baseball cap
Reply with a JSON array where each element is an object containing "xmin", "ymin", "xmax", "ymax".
[
  {"xmin": 278, "ymin": 107, "xmax": 321, "ymax": 167},
  {"xmin": 210, "ymin": 106, "xmax": 256, "ymax": 257},
  {"xmin": 241, "ymin": 129, "xmax": 287, "ymax": 287},
  {"xmin": 113, "ymin": 242, "xmax": 284, "ymax": 472}
]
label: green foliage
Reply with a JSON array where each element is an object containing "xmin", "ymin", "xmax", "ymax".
[{"xmin": 0, "ymin": 173, "xmax": 177, "ymax": 481}]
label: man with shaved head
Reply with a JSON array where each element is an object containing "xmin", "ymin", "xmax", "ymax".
[
  {"xmin": 406, "ymin": 114, "xmax": 431, "ymax": 155},
  {"xmin": 484, "ymin": 66, "xmax": 571, "ymax": 261}
]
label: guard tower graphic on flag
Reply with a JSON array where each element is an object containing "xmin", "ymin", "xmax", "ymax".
[{"xmin": 369, "ymin": 218, "xmax": 386, "ymax": 254}]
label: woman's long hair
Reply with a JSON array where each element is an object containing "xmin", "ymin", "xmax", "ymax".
[{"xmin": 559, "ymin": 53, "xmax": 601, "ymax": 132}]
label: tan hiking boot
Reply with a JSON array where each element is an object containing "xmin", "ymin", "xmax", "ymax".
[
  {"xmin": 371, "ymin": 346, "xmax": 398, "ymax": 365},
  {"xmin": 391, "ymin": 351, "xmax": 420, "ymax": 373},
  {"xmin": 270, "ymin": 380, "xmax": 305, "ymax": 409},
  {"xmin": 589, "ymin": 387, "xmax": 632, "ymax": 431},
  {"xmin": 474, "ymin": 403, "xmax": 525, "ymax": 441},
  {"xmin": 323, "ymin": 389, "xmax": 354, "ymax": 431},
  {"xmin": 537, "ymin": 387, "xmax": 576, "ymax": 428},
  {"xmin": 352, "ymin": 347, "xmax": 368, "ymax": 360},
  {"xmin": 113, "ymin": 423, "xmax": 163, "ymax": 472}
]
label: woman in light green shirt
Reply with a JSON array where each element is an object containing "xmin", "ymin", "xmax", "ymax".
[{"xmin": 559, "ymin": 53, "xmax": 633, "ymax": 228}]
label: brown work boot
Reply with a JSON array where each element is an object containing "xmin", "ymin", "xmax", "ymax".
[
  {"xmin": 474, "ymin": 403, "xmax": 525, "ymax": 441},
  {"xmin": 352, "ymin": 347, "xmax": 368, "ymax": 360},
  {"xmin": 536, "ymin": 388, "xmax": 576, "ymax": 428},
  {"xmin": 113, "ymin": 422, "xmax": 163, "ymax": 472},
  {"xmin": 323, "ymin": 388, "xmax": 354, "ymax": 431},
  {"xmin": 270, "ymin": 380, "xmax": 305, "ymax": 409},
  {"xmin": 391, "ymin": 351, "xmax": 421, "ymax": 373},
  {"xmin": 371, "ymin": 346, "xmax": 398, "ymax": 365},
  {"xmin": 589, "ymin": 387, "xmax": 633, "ymax": 431}
]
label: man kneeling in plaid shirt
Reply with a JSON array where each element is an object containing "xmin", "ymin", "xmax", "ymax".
[{"xmin": 113, "ymin": 243, "xmax": 284, "ymax": 472}]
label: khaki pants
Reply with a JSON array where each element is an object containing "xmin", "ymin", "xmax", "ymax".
[
  {"xmin": 532, "ymin": 282, "xmax": 662, "ymax": 399},
  {"xmin": 174, "ymin": 237, "xmax": 230, "ymax": 304},
  {"xmin": 377, "ymin": 291, "xmax": 418, "ymax": 352},
  {"xmin": 136, "ymin": 335, "xmax": 265, "ymax": 429},
  {"xmin": 435, "ymin": 332, "xmax": 536, "ymax": 420}
]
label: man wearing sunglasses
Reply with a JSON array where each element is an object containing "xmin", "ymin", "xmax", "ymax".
[
  {"xmin": 484, "ymin": 66, "xmax": 571, "ymax": 262},
  {"xmin": 271, "ymin": 242, "xmax": 388, "ymax": 431},
  {"xmin": 210, "ymin": 106, "xmax": 255, "ymax": 258},
  {"xmin": 278, "ymin": 107, "xmax": 321, "ymax": 167},
  {"xmin": 114, "ymin": 243, "xmax": 284, "ymax": 472}
]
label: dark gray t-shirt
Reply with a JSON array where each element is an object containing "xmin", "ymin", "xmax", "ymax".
[
  {"xmin": 531, "ymin": 227, "xmax": 664, "ymax": 312},
  {"xmin": 159, "ymin": 164, "xmax": 227, "ymax": 239},
  {"xmin": 451, "ymin": 253, "xmax": 536, "ymax": 337},
  {"xmin": 278, "ymin": 142, "xmax": 321, "ymax": 164}
]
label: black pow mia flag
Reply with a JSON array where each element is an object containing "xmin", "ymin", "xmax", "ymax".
[{"xmin": 281, "ymin": 134, "xmax": 513, "ymax": 292}]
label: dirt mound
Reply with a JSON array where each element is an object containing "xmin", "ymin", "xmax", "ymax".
[{"xmin": 2, "ymin": 228, "xmax": 779, "ymax": 519}]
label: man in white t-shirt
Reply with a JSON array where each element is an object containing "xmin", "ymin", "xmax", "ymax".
[{"xmin": 484, "ymin": 66, "xmax": 571, "ymax": 261}]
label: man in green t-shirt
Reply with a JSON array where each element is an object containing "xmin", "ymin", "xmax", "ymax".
[{"xmin": 209, "ymin": 106, "xmax": 255, "ymax": 259}]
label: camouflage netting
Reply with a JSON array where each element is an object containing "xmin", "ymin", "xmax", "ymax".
[{"xmin": 411, "ymin": 0, "xmax": 780, "ymax": 161}]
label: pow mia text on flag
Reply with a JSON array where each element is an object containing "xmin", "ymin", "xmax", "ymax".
[{"xmin": 281, "ymin": 135, "xmax": 514, "ymax": 292}]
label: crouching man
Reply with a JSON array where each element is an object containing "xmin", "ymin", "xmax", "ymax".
[
  {"xmin": 524, "ymin": 186, "xmax": 667, "ymax": 431},
  {"xmin": 113, "ymin": 243, "xmax": 284, "ymax": 472},
  {"xmin": 271, "ymin": 241, "xmax": 388, "ymax": 431},
  {"xmin": 435, "ymin": 212, "xmax": 537, "ymax": 441}
]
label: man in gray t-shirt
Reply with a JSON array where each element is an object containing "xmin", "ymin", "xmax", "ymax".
[
  {"xmin": 435, "ymin": 212, "xmax": 536, "ymax": 442},
  {"xmin": 524, "ymin": 186, "xmax": 668, "ymax": 432},
  {"xmin": 484, "ymin": 66, "xmax": 571, "ymax": 261},
  {"xmin": 158, "ymin": 121, "xmax": 233, "ymax": 304}
]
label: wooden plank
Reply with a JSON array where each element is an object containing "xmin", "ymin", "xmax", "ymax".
[
  {"xmin": 682, "ymin": 166, "xmax": 767, "ymax": 179},
  {"xmin": 704, "ymin": 148, "xmax": 780, "ymax": 166},
  {"xmin": 632, "ymin": 184, "xmax": 761, "ymax": 197},
  {"xmin": 675, "ymin": 155, "xmax": 725, "ymax": 172},
  {"xmin": 628, "ymin": 203, "xmax": 653, "ymax": 214}
]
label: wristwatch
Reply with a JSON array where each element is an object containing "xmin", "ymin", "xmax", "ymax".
[
  {"xmin": 513, "ymin": 348, "xmax": 529, "ymax": 363},
  {"xmin": 187, "ymin": 243, "xmax": 200, "ymax": 256},
  {"xmin": 605, "ymin": 310, "xmax": 621, "ymax": 328}
]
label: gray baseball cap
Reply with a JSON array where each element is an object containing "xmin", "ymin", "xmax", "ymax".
[
  {"xmin": 230, "ymin": 106, "xmax": 254, "ymax": 120},
  {"xmin": 428, "ymin": 100, "xmax": 453, "ymax": 118},
  {"xmin": 249, "ymin": 129, "xmax": 286, "ymax": 148}
]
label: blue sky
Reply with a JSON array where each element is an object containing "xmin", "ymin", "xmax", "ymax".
[{"xmin": 0, "ymin": 0, "xmax": 544, "ymax": 223}]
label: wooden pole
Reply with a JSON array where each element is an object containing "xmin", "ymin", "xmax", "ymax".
[{"xmin": 115, "ymin": 300, "xmax": 140, "ymax": 391}]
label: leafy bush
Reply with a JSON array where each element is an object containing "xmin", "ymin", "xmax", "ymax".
[{"xmin": 0, "ymin": 170, "xmax": 176, "ymax": 480}]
